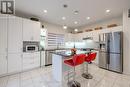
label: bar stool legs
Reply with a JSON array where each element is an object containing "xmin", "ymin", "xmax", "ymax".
[
  {"xmin": 67, "ymin": 67, "xmax": 81, "ymax": 87},
  {"xmin": 82, "ymin": 62, "xmax": 93, "ymax": 79}
]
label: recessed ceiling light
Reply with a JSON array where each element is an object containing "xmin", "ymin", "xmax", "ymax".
[
  {"xmin": 44, "ymin": 10, "xmax": 47, "ymax": 13},
  {"xmin": 74, "ymin": 21, "xmax": 78, "ymax": 24},
  {"xmin": 106, "ymin": 9, "xmax": 110, "ymax": 13},
  {"xmin": 63, "ymin": 25, "xmax": 67, "ymax": 29},
  {"xmin": 62, "ymin": 17, "xmax": 66, "ymax": 20},
  {"xmin": 86, "ymin": 17, "xmax": 90, "ymax": 20},
  {"xmin": 74, "ymin": 29, "xmax": 78, "ymax": 32}
]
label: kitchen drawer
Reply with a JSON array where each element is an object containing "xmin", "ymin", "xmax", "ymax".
[
  {"xmin": 23, "ymin": 53, "xmax": 34, "ymax": 58},
  {"xmin": 22, "ymin": 52, "xmax": 40, "ymax": 71},
  {"xmin": 23, "ymin": 59, "xmax": 34, "ymax": 65}
]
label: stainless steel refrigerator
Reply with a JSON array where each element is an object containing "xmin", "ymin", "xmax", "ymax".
[{"xmin": 99, "ymin": 32, "xmax": 123, "ymax": 73}]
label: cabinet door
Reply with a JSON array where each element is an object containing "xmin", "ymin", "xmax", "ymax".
[
  {"xmin": 33, "ymin": 22, "xmax": 40, "ymax": 41},
  {"xmin": 92, "ymin": 31, "xmax": 99, "ymax": 42},
  {"xmin": 22, "ymin": 53, "xmax": 34, "ymax": 71},
  {"xmin": 22, "ymin": 52, "xmax": 40, "ymax": 71},
  {"xmin": 110, "ymin": 26, "xmax": 123, "ymax": 32},
  {"xmin": 33, "ymin": 52, "xmax": 40, "ymax": 67},
  {"xmin": 0, "ymin": 14, "xmax": 7, "ymax": 54},
  {"xmin": 8, "ymin": 16, "xmax": 23, "ymax": 53},
  {"xmin": 8, "ymin": 53, "xmax": 22, "ymax": 73},
  {"xmin": 0, "ymin": 55, "xmax": 7, "ymax": 75},
  {"xmin": 23, "ymin": 18, "xmax": 33, "ymax": 41}
]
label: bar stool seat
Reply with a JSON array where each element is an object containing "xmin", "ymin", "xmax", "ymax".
[{"xmin": 64, "ymin": 54, "xmax": 86, "ymax": 87}]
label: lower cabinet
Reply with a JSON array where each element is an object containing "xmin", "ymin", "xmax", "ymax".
[
  {"xmin": 0, "ymin": 55, "xmax": 7, "ymax": 75},
  {"xmin": 22, "ymin": 52, "xmax": 40, "ymax": 71},
  {"xmin": 93, "ymin": 51, "xmax": 99, "ymax": 65},
  {"xmin": 8, "ymin": 53, "xmax": 22, "ymax": 73}
]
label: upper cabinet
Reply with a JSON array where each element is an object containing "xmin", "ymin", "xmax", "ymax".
[
  {"xmin": 23, "ymin": 18, "xmax": 40, "ymax": 41},
  {"xmin": 68, "ymin": 26, "xmax": 123, "ymax": 42},
  {"xmin": 8, "ymin": 15, "xmax": 23, "ymax": 53}
]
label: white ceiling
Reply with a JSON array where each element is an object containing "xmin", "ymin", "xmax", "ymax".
[{"xmin": 15, "ymin": 0, "xmax": 130, "ymax": 28}]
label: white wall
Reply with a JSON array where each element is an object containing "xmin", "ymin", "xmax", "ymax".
[
  {"xmin": 123, "ymin": 10, "xmax": 130, "ymax": 75},
  {"xmin": 80, "ymin": 17, "xmax": 122, "ymax": 31}
]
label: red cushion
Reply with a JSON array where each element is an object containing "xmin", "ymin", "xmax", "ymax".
[
  {"xmin": 64, "ymin": 54, "xmax": 86, "ymax": 67},
  {"xmin": 85, "ymin": 52, "xmax": 97, "ymax": 62},
  {"xmin": 64, "ymin": 59, "xmax": 74, "ymax": 66}
]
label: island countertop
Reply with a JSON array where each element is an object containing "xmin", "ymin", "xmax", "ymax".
[{"xmin": 50, "ymin": 50, "xmax": 91, "ymax": 57}]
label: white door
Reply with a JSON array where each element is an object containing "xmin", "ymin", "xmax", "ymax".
[
  {"xmin": 8, "ymin": 53, "xmax": 22, "ymax": 73},
  {"xmin": 0, "ymin": 14, "xmax": 7, "ymax": 54},
  {"xmin": 8, "ymin": 16, "xmax": 23, "ymax": 53},
  {"xmin": 33, "ymin": 22, "xmax": 40, "ymax": 41},
  {"xmin": 0, "ymin": 55, "xmax": 7, "ymax": 75},
  {"xmin": 23, "ymin": 18, "xmax": 33, "ymax": 41}
]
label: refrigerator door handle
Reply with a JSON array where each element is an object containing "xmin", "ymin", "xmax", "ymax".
[{"xmin": 107, "ymin": 54, "xmax": 110, "ymax": 64}]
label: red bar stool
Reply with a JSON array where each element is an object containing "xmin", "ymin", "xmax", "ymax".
[
  {"xmin": 82, "ymin": 52, "xmax": 97, "ymax": 79},
  {"xmin": 64, "ymin": 54, "xmax": 86, "ymax": 87}
]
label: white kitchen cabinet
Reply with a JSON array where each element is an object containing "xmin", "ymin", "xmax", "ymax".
[
  {"xmin": 110, "ymin": 26, "xmax": 123, "ymax": 32},
  {"xmin": 7, "ymin": 15, "xmax": 23, "ymax": 73},
  {"xmin": 8, "ymin": 53, "xmax": 22, "ymax": 73},
  {"xmin": 22, "ymin": 52, "xmax": 40, "ymax": 71},
  {"xmin": 8, "ymin": 15, "xmax": 23, "ymax": 53},
  {"xmin": 93, "ymin": 51, "xmax": 99, "ymax": 65},
  {"xmin": 92, "ymin": 31, "xmax": 100, "ymax": 42},
  {"xmin": 33, "ymin": 22, "xmax": 41, "ymax": 41},
  {"xmin": 0, "ymin": 14, "xmax": 8, "ymax": 76},
  {"xmin": 100, "ymin": 26, "xmax": 122, "ymax": 34},
  {"xmin": 75, "ymin": 33, "xmax": 83, "ymax": 42},
  {"xmin": 0, "ymin": 55, "xmax": 7, "ymax": 75},
  {"xmin": 23, "ymin": 19, "xmax": 34, "ymax": 41},
  {"xmin": 23, "ymin": 18, "xmax": 40, "ymax": 41},
  {"xmin": 0, "ymin": 14, "xmax": 8, "ymax": 54},
  {"xmin": 40, "ymin": 51, "xmax": 45, "ymax": 66}
]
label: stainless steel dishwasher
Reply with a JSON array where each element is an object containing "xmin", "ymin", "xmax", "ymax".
[{"xmin": 45, "ymin": 50, "xmax": 55, "ymax": 66}]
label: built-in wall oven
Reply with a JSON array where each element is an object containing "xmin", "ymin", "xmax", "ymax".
[
  {"xmin": 26, "ymin": 45, "xmax": 38, "ymax": 52},
  {"xmin": 23, "ymin": 41, "xmax": 39, "ymax": 52}
]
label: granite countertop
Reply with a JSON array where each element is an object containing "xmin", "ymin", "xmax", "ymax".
[
  {"xmin": 40, "ymin": 48, "xmax": 99, "ymax": 51},
  {"xmin": 50, "ymin": 51, "xmax": 91, "ymax": 57}
]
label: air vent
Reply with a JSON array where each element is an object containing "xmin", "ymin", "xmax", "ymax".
[{"xmin": 128, "ymin": 9, "xmax": 130, "ymax": 18}]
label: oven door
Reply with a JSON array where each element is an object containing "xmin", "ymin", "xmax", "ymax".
[{"xmin": 26, "ymin": 45, "xmax": 38, "ymax": 52}]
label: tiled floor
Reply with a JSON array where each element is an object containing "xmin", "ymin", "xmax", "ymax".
[{"xmin": 0, "ymin": 64, "xmax": 130, "ymax": 87}]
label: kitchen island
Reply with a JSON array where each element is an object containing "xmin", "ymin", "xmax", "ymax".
[{"xmin": 51, "ymin": 50, "xmax": 90, "ymax": 83}]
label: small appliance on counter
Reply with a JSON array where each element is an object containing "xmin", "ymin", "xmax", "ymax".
[
  {"xmin": 23, "ymin": 41, "xmax": 40, "ymax": 52},
  {"xmin": 99, "ymin": 32, "xmax": 123, "ymax": 73}
]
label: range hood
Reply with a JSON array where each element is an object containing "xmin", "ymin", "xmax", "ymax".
[{"xmin": 83, "ymin": 37, "xmax": 93, "ymax": 40}]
